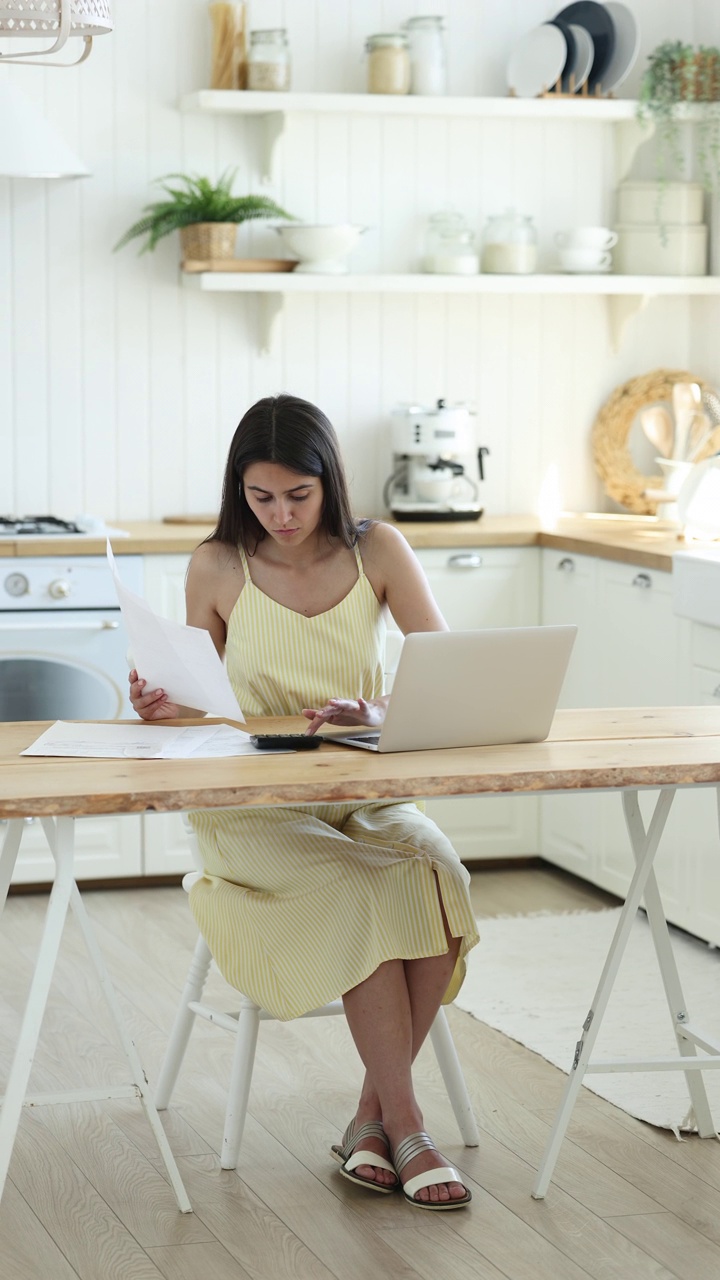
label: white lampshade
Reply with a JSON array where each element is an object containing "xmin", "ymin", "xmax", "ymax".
[
  {"xmin": 0, "ymin": 2, "xmax": 112, "ymax": 39},
  {"xmin": 0, "ymin": 80, "xmax": 89, "ymax": 176},
  {"xmin": 0, "ymin": 2, "xmax": 112, "ymax": 64}
]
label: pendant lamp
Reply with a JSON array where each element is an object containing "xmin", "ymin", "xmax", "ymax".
[{"xmin": 0, "ymin": 1, "xmax": 113, "ymax": 66}]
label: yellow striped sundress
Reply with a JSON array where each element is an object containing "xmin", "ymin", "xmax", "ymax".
[{"xmin": 188, "ymin": 537, "xmax": 480, "ymax": 1021}]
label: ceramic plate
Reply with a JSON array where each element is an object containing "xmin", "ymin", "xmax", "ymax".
[
  {"xmin": 568, "ymin": 23, "xmax": 594, "ymax": 92},
  {"xmin": 507, "ymin": 23, "xmax": 567, "ymax": 98},
  {"xmin": 601, "ymin": 2, "xmax": 641, "ymax": 94},
  {"xmin": 549, "ymin": 18, "xmax": 577, "ymax": 92},
  {"xmin": 554, "ymin": 1, "xmax": 616, "ymax": 90}
]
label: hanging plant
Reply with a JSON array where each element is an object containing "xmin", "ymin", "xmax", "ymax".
[{"xmin": 637, "ymin": 41, "xmax": 720, "ymax": 231}]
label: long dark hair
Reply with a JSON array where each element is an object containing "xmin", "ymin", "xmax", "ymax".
[{"xmin": 207, "ymin": 394, "xmax": 368, "ymax": 553}]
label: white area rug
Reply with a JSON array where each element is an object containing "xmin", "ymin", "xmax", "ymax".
[{"xmin": 455, "ymin": 909, "xmax": 720, "ymax": 1131}]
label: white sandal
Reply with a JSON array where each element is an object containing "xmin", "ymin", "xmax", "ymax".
[
  {"xmin": 331, "ymin": 1119, "xmax": 398, "ymax": 1194},
  {"xmin": 393, "ymin": 1131, "xmax": 472, "ymax": 1210}
]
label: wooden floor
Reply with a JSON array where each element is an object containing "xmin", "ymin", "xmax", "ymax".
[{"xmin": 2, "ymin": 863, "xmax": 720, "ymax": 1280}]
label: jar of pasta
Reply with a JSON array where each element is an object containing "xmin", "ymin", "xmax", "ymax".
[
  {"xmin": 365, "ymin": 33, "xmax": 410, "ymax": 95},
  {"xmin": 208, "ymin": 2, "xmax": 247, "ymax": 90},
  {"xmin": 247, "ymin": 28, "xmax": 291, "ymax": 91}
]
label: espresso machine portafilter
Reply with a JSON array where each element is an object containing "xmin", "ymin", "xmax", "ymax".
[{"xmin": 383, "ymin": 399, "xmax": 489, "ymax": 521}]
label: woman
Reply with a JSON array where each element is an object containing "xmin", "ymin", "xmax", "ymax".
[{"xmin": 129, "ymin": 394, "xmax": 479, "ymax": 1210}]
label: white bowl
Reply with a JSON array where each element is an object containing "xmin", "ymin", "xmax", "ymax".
[{"xmin": 275, "ymin": 223, "xmax": 365, "ymax": 274}]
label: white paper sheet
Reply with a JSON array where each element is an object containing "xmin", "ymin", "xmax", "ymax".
[
  {"xmin": 106, "ymin": 540, "xmax": 245, "ymax": 721},
  {"xmin": 20, "ymin": 721, "xmax": 288, "ymax": 759}
]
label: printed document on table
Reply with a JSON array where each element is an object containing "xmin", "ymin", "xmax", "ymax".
[
  {"xmin": 21, "ymin": 722, "xmax": 289, "ymax": 759},
  {"xmin": 106, "ymin": 540, "xmax": 244, "ymax": 720}
]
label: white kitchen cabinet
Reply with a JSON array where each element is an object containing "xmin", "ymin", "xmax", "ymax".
[
  {"xmin": 142, "ymin": 554, "xmax": 196, "ymax": 876},
  {"xmin": 539, "ymin": 549, "xmax": 719, "ymax": 940},
  {"xmin": 592, "ymin": 561, "xmax": 684, "ymax": 914},
  {"xmin": 540, "ymin": 550, "xmax": 597, "ymax": 708},
  {"xmin": 8, "ymin": 815, "xmax": 143, "ymax": 885},
  {"xmin": 539, "ymin": 549, "xmax": 600, "ymax": 881},
  {"xmin": 672, "ymin": 622, "xmax": 720, "ymax": 945},
  {"xmin": 143, "ymin": 554, "xmax": 190, "ymax": 625},
  {"xmin": 404, "ymin": 546, "xmax": 541, "ymax": 862}
]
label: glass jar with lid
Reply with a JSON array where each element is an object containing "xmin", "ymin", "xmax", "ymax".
[
  {"xmin": 365, "ymin": 33, "xmax": 410, "ymax": 95},
  {"xmin": 424, "ymin": 210, "xmax": 479, "ymax": 274},
  {"xmin": 481, "ymin": 210, "xmax": 538, "ymax": 274},
  {"xmin": 247, "ymin": 28, "xmax": 291, "ymax": 91},
  {"xmin": 403, "ymin": 15, "xmax": 446, "ymax": 95}
]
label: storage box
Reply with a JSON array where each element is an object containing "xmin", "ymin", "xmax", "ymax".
[
  {"xmin": 614, "ymin": 223, "xmax": 707, "ymax": 276},
  {"xmin": 616, "ymin": 182, "xmax": 704, "ymax": 226}
]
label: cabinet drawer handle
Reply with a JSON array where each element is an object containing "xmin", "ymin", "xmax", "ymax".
[
  {"xmin": 557, "ymin": 557, "xmax": 575, "ymax": 573},
  {"xmin": 447, "ymin": 554, "xmax": 483, "ymax": 569},
  {"xmin": 632, "ymin": 572, "xmax": 652, "ymax": 589}
]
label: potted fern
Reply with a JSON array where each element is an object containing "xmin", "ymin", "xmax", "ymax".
[{"xmin": 114, "ymin": 170, "xmax": 295, "ymax": 266}]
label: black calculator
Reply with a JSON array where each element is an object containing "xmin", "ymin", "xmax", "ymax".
[{"xmin": 250, "ymin": 733, "xmax": 323, "ymax": 751}]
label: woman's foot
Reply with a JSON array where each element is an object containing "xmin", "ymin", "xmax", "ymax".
[
  {"xmin": 331, "ymin": 1115, "xmax": 398, "ymax": 1191},
  {"xmin": 385, "ymin": 1116, "xmax": 470, "ymax": 1208}
]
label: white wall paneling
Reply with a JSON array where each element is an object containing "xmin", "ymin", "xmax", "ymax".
[{"xmin": 1, "ymin": 1, "xmax": 718, "ymax": 523}]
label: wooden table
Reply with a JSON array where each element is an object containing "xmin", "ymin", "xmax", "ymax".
[{"xmin": 1, "ymin": 707, "xmax": 720, "ymax": 1207}]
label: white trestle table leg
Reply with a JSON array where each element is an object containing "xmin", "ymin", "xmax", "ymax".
[
  {"xmin": 0, "ymin": 816, "xmax": 191, "ymax": 1213},
  {"xmin": 0, "ymin": 816, "xmax": 77, "ymax": 1202},
  {"xmin": 627, "ymin": 793, "xmax": 717, "ymax": 1138},
  {"xmin": 0, "ymin": 819, "xmax": 24, "ymax": 920},
  {"xmin": 532, "ymin": 787, "xmax": 678, "ymax": 1199}
]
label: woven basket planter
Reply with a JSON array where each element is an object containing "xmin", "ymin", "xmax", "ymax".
[
  {"xmin": 673, "ymin": 52, "xmax": 720, "ymax": 102},
  {"xmin": 180, "ymin": 223, "xmax": 237, "ymax": 263}
]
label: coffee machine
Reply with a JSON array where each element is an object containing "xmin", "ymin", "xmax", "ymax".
[{"xmin": 383, "ymin": 399, "xmax": 489, "ymax": 521}]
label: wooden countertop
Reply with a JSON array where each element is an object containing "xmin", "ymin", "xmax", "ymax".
[
  {"xmin": 1, "ymin": 708, "xmax": 719, "ymax": 820},
  {"xmin": 0, "ymin": 514, "xmax": 712, "ymax": 570}
]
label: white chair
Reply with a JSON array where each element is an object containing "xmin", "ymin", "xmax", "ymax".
[{"xmin": 155, "ymin": 819, "xmax": 480, "ymax": 1169}]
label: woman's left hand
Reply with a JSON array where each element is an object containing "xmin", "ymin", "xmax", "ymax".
[{"xmin": 302, "ymin": 697, "xmax": 387, "ymax": 736}]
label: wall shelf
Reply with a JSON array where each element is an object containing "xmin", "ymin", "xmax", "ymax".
[
  {"xmin": 182, "ymin": 271, "xmax": 720, "ymax": 296},
  {"xmin": 182, "ymin": 272, "xmax": 720, "ymax": 353},
  {"xmin": 179, "ymin": 90, "xmax": 652, "ymax": 183},
  {"xmin": 179, "ymin": 89, "xmax": 641, "ymax": 121}
]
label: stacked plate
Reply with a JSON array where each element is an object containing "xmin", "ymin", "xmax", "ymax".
[{"xmin": 506, "ymin": 2, "xmax": 640, "ymax": 98}]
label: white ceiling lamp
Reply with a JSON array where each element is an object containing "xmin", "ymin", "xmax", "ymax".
[
  {"xmin": 0, "ymin": 2, "xmax": 113, "ymax": 67},
  {"xmin": 0, "ymin": 79, "xmax": 88, "ymax": 175}
]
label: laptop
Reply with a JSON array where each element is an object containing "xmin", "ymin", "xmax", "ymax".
[{"xmin": 331, "ymin": 625, "xmax": 577, "ymax": 753}]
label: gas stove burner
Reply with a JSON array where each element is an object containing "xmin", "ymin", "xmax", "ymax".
[{"xmin": 0, "ymin": 515, "xmax": 83, "ymax": 536}]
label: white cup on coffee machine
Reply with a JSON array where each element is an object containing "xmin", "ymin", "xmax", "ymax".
[{"xmin": 413, "ymin": 465, "xmax": 456, "ymax": 504}]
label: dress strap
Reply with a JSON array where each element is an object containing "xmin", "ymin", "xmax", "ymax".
[
  {"xmin": 353, "ymin": 541, "xmax": 365, "ymax": 577},
  {"xmin": 237, "ymin": 543, "xmax": 253, "ymax": 583}
]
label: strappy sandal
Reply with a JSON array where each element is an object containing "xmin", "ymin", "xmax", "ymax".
[
  {"xmin": 393, "ymin": 1131, "xmax": 472, "ymax": 1211},
  {"xmin": 330, "ymin": 1119, "xmax": 398, "ymax": 1194}
]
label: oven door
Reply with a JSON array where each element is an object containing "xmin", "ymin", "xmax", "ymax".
[
  {"xmin": 0, "ymin": 608, "xmax": 142, "ymax": 884},
  {"xmin": 0, "ymin": 610, "xmax": 129, "ymax": 721}
]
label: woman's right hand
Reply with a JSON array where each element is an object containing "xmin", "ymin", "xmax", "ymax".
[{"xmin": 128, "ymin": 669, "xmax": 182, "ymax": 721}]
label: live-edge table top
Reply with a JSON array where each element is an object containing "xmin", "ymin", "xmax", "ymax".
[{"xmin": 0, "ymin": 708, "xmax": 719, "ymax": 821}]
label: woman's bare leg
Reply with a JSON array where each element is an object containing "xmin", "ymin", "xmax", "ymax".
[{"xmin": 342, "ymin": 935, "xmax": 466, "ymax": 1203}]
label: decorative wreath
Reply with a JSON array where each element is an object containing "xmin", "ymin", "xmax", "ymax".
[{"xmin": 592, "ymin": 368, "xmax": 720, "ymax": 514}]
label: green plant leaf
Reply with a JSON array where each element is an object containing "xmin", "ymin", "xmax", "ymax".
[{"xmin": 114, "ymin": 170, "xmax": 296, "ymax": 253}]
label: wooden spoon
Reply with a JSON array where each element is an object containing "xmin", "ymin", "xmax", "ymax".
[
  {"xmin": 687, "ymin": 410, "xmax": 713, "ymax": 462},
  {"xmin": 640, "ymin": 406, "xmax": 674, "ymax": 458},
  {"xmin": 672, "ymin": 381, "xmax": 702, "ymax": 460}
]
